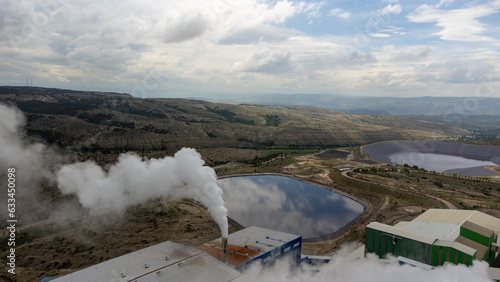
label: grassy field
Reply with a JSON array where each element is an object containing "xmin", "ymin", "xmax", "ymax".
[{"xmin": 264, "ymin": 147, "xmax": 322, "ymax": 156}]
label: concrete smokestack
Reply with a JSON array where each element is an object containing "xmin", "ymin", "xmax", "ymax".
[{"xmin": 222, "ymin": 237, "xmax": 228, "ymax": 263}]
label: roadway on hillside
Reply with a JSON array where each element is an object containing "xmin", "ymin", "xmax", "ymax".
[{"xmin": 340, "ymin": 170, "xmax": 457, "ymax": 209}]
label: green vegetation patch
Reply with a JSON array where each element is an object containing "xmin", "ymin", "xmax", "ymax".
[
  {"xmin": 206, "ymin": 107, "xmax": 255, "ymax": 125},
  {"xmin": 264, "ymin": 114, "xmax": 280, "ymax": 126}
]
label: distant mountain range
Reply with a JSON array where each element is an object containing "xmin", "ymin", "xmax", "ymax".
[
  {"xmin": 396, "ymin": 114, "xmax": 500, "ymax": 130},
  {"xmin": 198, "ymin": 93, "xmax": 500, "ymax": 117}
]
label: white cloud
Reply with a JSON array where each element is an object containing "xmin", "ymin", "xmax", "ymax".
[
  {"xmin": 0, "ymin": 0, "xmax": 499, "ymax": 97},
  {"xmin": 303, "ymin": 1, "xmax": 324, "ymax": 18},
  {"xmin": 423, "ymin": 58, "xmax": 499, "ymax": 83},
  {"xmin": 163, "ymin": 13, "xmax": 212, "ymax": 43},
  {"xmin": 389, "ymin": 46, "xmax": 433, "ymax": 61},
  {"xmin": 407, "ymin": 1, "xmax": 500, "ymax": 42},
  {"xmin": 219, "ymin": 25, "xmax": 302, "ymax": 45},
  {"xmin": 435, "ymin": 0, "xmax": 454, "ymax": 8},
  {"xmin": 328, "ymin": 8, "xmax": 351, "ymax": 20},
  {"xmin": 232, "ymin": 36, "xmax": 376, "ymax": 76},
  {"xmin": 233, "ymin": 49, "xmax": 292, "ymax": 73},
  {"xmin": 0, "ymin": 0, "xmax": 320, "ymax": 84},
  {"xmin": 379, "ymin": 4, "xmax": 402, "ymax": 15},
  {"xmin": 241, "ymin": 254, "xmax": 493, "ymax": 282},
  {"xmin": 370, "ymin": 33, "xmax": 391, "ymax": 38}
]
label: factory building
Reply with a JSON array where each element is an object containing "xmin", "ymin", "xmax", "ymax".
[
  {"xmin": 196, "ymin": 226, "xmax": 302, "ymax": 272},
  {"xmin": 45, "ymin": 226, "xmax": 301, "ymax": 282},
  {"xmin": 47, "ymin": 240, "xmax": 241, "ymax": 282},
  {"xmin": 365, "ymin": 209, "xmax": 500, "ymax": 268}
]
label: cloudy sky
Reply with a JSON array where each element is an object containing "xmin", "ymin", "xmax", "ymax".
[{"xmin": 1, "ymin": 0, "xmax": 500, "ymax": 98}]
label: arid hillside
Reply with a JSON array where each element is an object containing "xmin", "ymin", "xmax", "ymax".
[{"xmin": 0, "ymin": 86, "xmax": 466, "ymax": 157}]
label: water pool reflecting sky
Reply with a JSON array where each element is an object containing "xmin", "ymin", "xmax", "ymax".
[
  {"xmin": 389, "ymin": 152, "xmax": 497, "ymax": 173},
  {"xmin": 217, "ymin": 175, "xmax": 364, "ymax": 239}
]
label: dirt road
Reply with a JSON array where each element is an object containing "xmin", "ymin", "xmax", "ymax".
[{"xmin": 341, "ymin": 171, "xmax": 456, "ymax": 209}]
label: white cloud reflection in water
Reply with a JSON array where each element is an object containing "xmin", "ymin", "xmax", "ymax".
[
  {"xmin": 388, "ymin": 152, "xmax": 496, "ymax": 172},
  {"xmin": 218, "ymin": 175, "xmax": 364, "ymax": 239}
]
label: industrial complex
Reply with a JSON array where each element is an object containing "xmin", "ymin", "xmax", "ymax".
[
  {"xmin": 46, "ymin": 226, "xmax": 302, "ymax": 282},
  {"xmin": 364, "ymin": 209, "xmax": 500, "ymax": 279},
  {"xmin": 43, "ymin": 209, "xmax": 500, "ymax": 282},
  {"xmin": 196, "ymin": 226, "xmax": 302, "ymax": 272}
]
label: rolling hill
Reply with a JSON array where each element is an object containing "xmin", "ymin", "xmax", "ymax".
[
  {"xmin": 200, "ymin": 93, "xmax": 500, "ymax": 116},
  {"xmin": 0, "ymin": 86, "xmax": 466, "ymax": 155}
]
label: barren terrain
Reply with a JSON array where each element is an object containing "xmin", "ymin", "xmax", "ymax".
[
  {"xmin": 0, "ymin": 86, "xmax": 466, "ymax": 158},
  {"xmin": 1, "ymin": 147, "xmax": 499, "ymax": 281},
  {"xmin": 1, "ymin": 87, "xmax": 499, "ymax": 281}
]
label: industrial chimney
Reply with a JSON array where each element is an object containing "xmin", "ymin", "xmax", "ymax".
[{"xmin": 221, "ymin": 237, "xmax": 228, "ymax": 263}]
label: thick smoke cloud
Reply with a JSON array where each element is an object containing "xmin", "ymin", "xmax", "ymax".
[
  {"xmin": 0, "ymin": 103, "xmax": 45, "ymax": 180},
  {"xmin": 56, "ymin": 148, "xmax": 229, "ymax": 237},
  {"xmin": 239, "ymin": 252, "xmax": 493, "ymax": 282},
  {"xmin": 0, "ymin": 103, "xmax": 50, "ymax": 221},
  {"xmin": 0, "ymin": 103, "xmax": 228, "ymax": 236}
]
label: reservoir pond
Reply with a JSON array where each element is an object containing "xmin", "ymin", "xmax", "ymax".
[
  {"xmin": 217, "ymin": 175, "xmax": 365, "ymax": 239},
  {"xmin": 388, "ymin": 152, "xmax": 497, "ymax": 173}
]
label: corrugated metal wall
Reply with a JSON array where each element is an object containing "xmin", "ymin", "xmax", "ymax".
[
  {"xmin": 235, "ymin": 236, "xmax": 302, "ymax": 272},
  {"xmin": 366, "ymin": 226, "xmax": 434, "ymax": 266}
]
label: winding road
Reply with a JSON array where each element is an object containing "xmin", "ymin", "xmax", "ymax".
[{"xmin": 340, "ymin": 170, "xmax": 457, "ymax": 209}]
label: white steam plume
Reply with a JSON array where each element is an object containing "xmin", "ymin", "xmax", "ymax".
[
  {"xmin": 0, "ymin": 103, "xmax": 45, "ymax": 180},
  {"xmin": 56, "ymin": 148, "xmax": 229, "ymax": 237},
  {"xmin": 0, "ymin": 103, "xmax": 50, "ymax": 222},
  {"xmin": 239, "ymin": 253, "xmax": 493, "ymax": 282}
]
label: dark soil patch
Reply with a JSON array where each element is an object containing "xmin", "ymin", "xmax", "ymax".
[
  {"xmin": 353, "ymin": 160, "xmax": 380, "ymax": 164},
  {"xmin": 315, "ymin": 150, "xmax": 350, "ymax": 159}
]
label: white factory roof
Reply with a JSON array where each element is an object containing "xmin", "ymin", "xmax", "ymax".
[
  {"xmin": 51, "ymin": 241, "xmax": 241, "ymax": 282},
  {"xmin": 412, "ymin": 209, "xmax": 500, "ymax": 236},
  {"xmin": 400, "ymin": 222, "xmax": 461, "ymax": 241},
  {"xmin": 225, "ymin": 226, "xmax": 301, "ymax": 251},
  {"xmin": 488, "ymin": 267, "xmax": 500, "ymax": 281},
  {"xmin": 346, "ymin": 245, "xmax": 365, "ymax": 260},
  {"xmin": 433, "ymin": 240, "xmax": 477, "ymax": 256},
  {"xmin": 371, "ymin": 210, "xmax": 500, "ymax": 247},
  {"xmin": 367, "ymin": 222, "xmax": 436, "ymax": 245}
]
